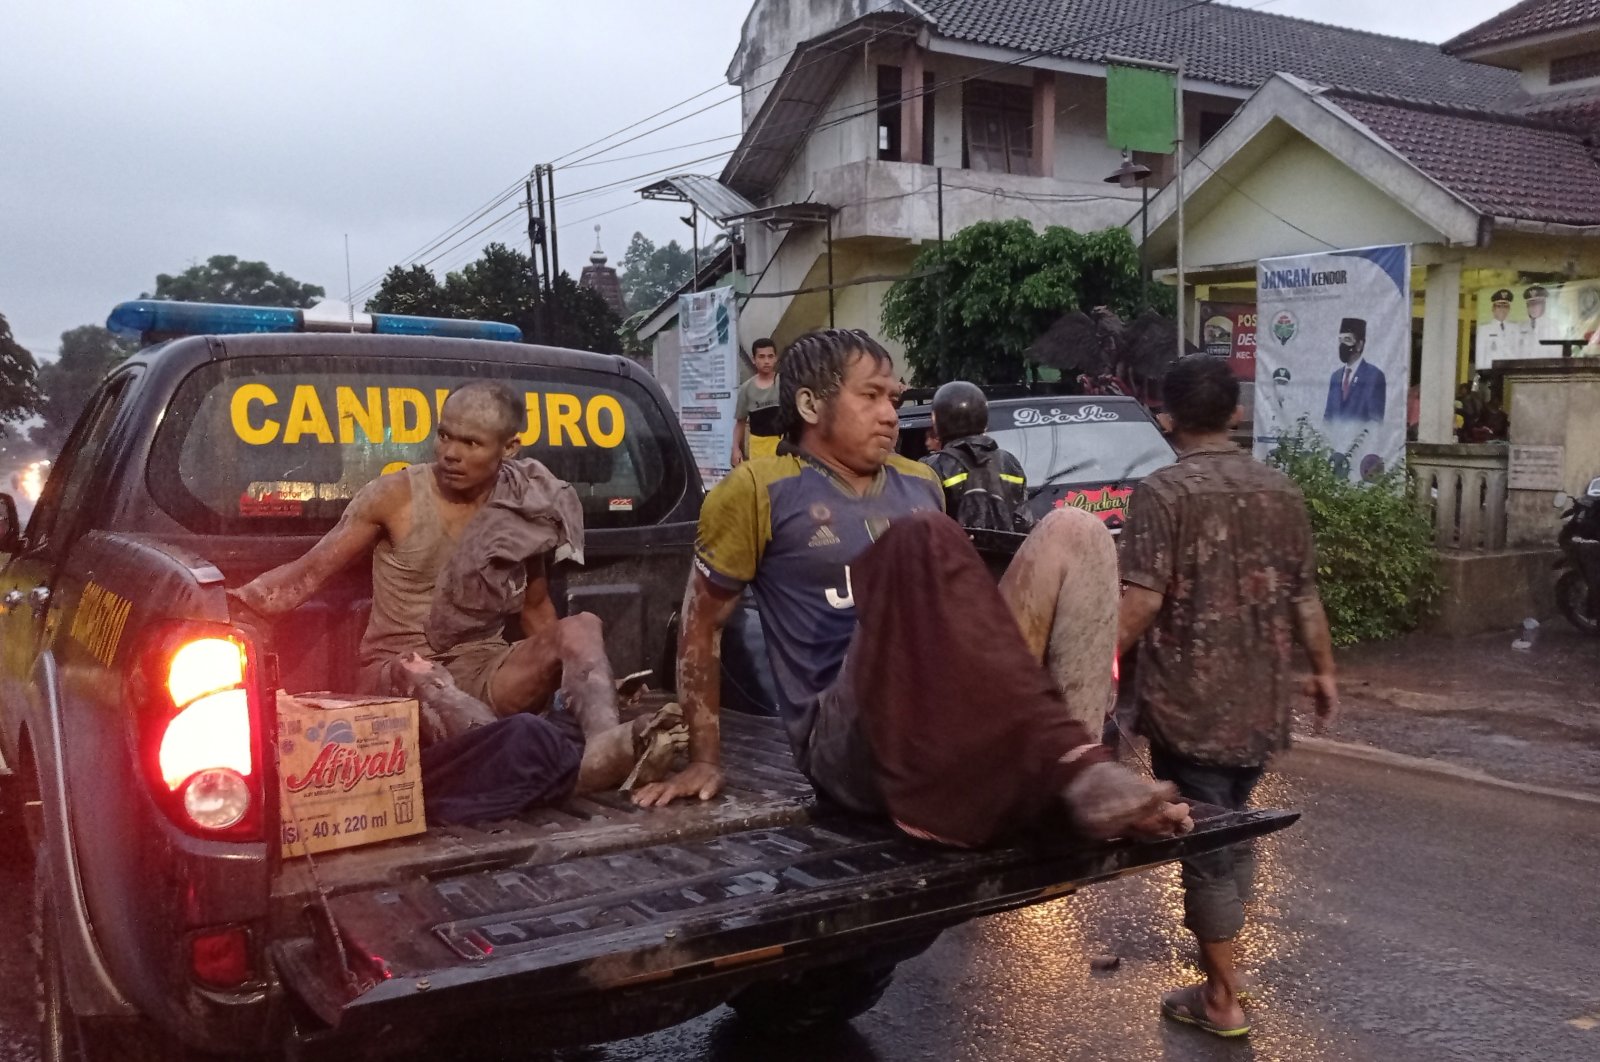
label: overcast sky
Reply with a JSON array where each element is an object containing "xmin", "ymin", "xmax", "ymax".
[{"xmin": 2, "ymin": 0, "xmax": 1512, "ymax": 358}]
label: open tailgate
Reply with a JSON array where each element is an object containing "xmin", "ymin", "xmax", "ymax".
[{"xmin": 271, "ymin": 804, "xmax": 1296, "ymax": 1033}]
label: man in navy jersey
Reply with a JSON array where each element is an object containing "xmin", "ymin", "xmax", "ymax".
[{"xmin": 634, "ymin": 329, "xmax": 1187, "ymax": 845}]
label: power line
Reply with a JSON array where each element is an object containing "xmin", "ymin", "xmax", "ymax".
[
  {"xmin": 351, "ymin": 203, "xmax": 523, "ymax": 302},
  {"xmin": 790, "ymin": 0, "xmax": 1225, "ymax": 156},
  {"xmin": 1178, "ymin": 147, "xmax": 1338, "ymax": 249},
  {"xmin": 353, "ymin": 146, "xmax": 740, "ymax": 301},
  {"xmin": 358, "ymin": 0, "xmax": 1229, "ymax": 302},
  {"xmin": 355, "ymin": 0, "xmax": 949, "ymax": 300},
  {"xmin": 558, "ymin": 131, "xmax": 744, "ymax": 170},
  {"xmin": 551, "ymin": 0, "xmax": 970, "ymax": 171},
  {"xmin": 552, "ymin": 0, "xmax": 1226, "ymax": 205}
]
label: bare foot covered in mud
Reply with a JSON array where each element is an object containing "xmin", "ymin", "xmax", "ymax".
[
  {"xmin": 575, "ymin": 703, "xmax": 687, "ymax": 795},
  {"xmin": 1063, "ymin": 761, "xmax": 1193, "ymax": 840}
]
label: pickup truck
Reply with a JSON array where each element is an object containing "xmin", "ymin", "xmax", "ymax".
[{"xmin": 0, "ymin": 302, "xmax": 1297, "ymax": 1060}]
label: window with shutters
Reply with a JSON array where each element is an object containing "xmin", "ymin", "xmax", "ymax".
[{"xmin": 962, "ymin": 80, "xmax": 1033, "ymax": 175}]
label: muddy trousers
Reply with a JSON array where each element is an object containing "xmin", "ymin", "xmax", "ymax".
[
  {"xmin": 1149, "ymin": 743, "xmax": 1263, "ymax": 942},
  {"xmin": 802, "ymin": 511, "xmax": 1115, "ymax": 848},
  {"xmin": 420, "ymin": 707, "xmax": 584, "ymax": 825}
]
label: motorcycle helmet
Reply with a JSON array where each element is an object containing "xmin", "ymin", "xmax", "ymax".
[{"xmin": 931, "ymin": 381, "xmax": 989, "ymax": 443}]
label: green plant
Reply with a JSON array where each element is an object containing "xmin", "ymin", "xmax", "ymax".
[
  {"xmin": 1266, "ymin": 423, "xmax": 1440, "ymax": 645},
  {"xmin": 880, "ymin": 221, "xmax": 1153, "ymax": 386}
]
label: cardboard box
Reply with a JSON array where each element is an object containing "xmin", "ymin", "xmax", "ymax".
[{"xmin": 276, "ymin": 691, "xmax": 425, "ymax": 858}]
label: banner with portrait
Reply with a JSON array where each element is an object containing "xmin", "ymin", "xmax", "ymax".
[
  {"xmin": 1471, "ymin": 279, "xmax": 1600, "ymax": 369},
  {"xmin": 1254, "ymin": 245, "xmax": 1411, "ymax": 482}
]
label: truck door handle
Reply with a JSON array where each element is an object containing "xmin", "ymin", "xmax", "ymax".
[
  {"xmin": 2, "ymin": 589, "xmax": 21, "ymax": 609},
  {"xmin": 27, "ymin": 586, "xmax": 50, "ymax": 612}
]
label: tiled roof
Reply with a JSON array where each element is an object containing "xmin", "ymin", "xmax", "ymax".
[
  {"xmin": 931, "ymin": 0, "xmax": 1525, "ymax": 109},
  {"xmin": 1514, "ymin": 85, "xmax": 1600, "ymax": 132},
  {"xmin": 1443, "ymin": 0, "xmax": 1600, "ymax": 55},
  {"xmin": 1332, "ymin": 92, "xmax": 1600, "ymax": 225}
]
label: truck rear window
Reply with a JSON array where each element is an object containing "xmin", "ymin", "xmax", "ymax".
[
  {"xmin": 148, "ymin": 355, "xmax": 687, "ymax": 535},
  {"xmin": 989, "ymin": 418, "xmax": 1173, "ymax": 488}
]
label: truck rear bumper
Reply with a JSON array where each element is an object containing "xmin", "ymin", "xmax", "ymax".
[{"xmin": 272, "ymin": 804, "xmax": 1297, "ymax": 1052}]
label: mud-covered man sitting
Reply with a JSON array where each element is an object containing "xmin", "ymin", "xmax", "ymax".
[
  {"xmin": 633, "ymin": 329, "xmax": 1189, "ymax": 847},
  {"xmin": 233, "ymin": 381, "xmax": 676, "ymax": 822}
]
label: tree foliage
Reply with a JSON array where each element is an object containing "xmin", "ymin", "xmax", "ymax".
[
  {"xmin": 30, "ymin": 325, "xmax": 135, "ymax": 455},
  {"xmin": 144, "ymin": 255, "xmax": 324, "ymax": 307},
  {"xmin": 618, "ymin": 232, "xmax": 694, "ymax": 314},
  {"xmin": 365, "ymin": 243, "xmax": 622, "ymax": 355},
  {"xmin": 881, "ymin": 221, "xmax": 1165, "ymax": 386},
  {"xmin": 1266, "ymin": 423, "xmax": 1440, "ymax": 646},
  {"xmin": 0, "ymin": 312, "xmax": 40, "ymax": 434}
]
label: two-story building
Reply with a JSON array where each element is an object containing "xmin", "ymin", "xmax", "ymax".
[
  {"xmin": 1135, "ymin": 0, "xmax": 1600, "ymax": 632},
  {"xmin": 637, "ymin": 0, "xmax": 1520, "ymax": 390}
]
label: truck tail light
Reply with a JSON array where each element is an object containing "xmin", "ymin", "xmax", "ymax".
[{"xmin": 137, "ymin": 627, "xmax": 266, "ymax": 840}]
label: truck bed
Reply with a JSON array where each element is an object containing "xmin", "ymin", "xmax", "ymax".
[
  {"xmin": 271, "ymin": 707, "xmax": 811, "ymax": 908},
  {"xmin": 268, "ymin": 709, "xmax": 1298, "ymax": 1050}
]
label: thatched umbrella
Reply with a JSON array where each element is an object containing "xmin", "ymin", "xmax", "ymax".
[
  {"xmin": 1119, "ymin": 310, "xmax": 1197, "ymax": 404},
  {"xmin": 1026, "ymin": 310, "xmax": 1106, "ymax": 376}
]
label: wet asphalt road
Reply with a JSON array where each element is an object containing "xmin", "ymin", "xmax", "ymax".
[{"xmin": 1, "ymin": 750, "xmax": 1596, "ymax": 1061}]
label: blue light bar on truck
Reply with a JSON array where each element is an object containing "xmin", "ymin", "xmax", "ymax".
[
  {"xmin": 107, "ymin": 301, "xmax": 300, "ymax": 339},
  {"xmin": 370, "ymin": 314, "xmax": 521, "ymax": 341},
  {"xmin": 106, "ymin": 300, "xmax": 522, "ymax": 345}
]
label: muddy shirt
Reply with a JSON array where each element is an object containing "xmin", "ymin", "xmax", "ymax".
[
  {"xmin": 360, "ymin": 464, "xmax": 511, "ymax": 669},
  {"xmin": 1119, "ymin": 446, "xmax": 1317, "ymax": 767},
  {"xmin": 694, "ymin": 452, "xmax": 943, "ymax": 757}
]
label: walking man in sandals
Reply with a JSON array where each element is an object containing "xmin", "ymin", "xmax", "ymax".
[{"xmin": 1118, "ymin": 355, "xmax": 1339, "ymax": 1038}]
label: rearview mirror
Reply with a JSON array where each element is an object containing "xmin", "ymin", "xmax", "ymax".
[
  {"xmin": 0, "ymin": 493, "xmax": 20, "ymax": 554},
  {"xmin": 1586, "ymin": 477, "xmax": 1600, "ymax": 499},
  {"xmin": 1554, "ymin": 491, "xmax": 1572, "ymax": 510}
]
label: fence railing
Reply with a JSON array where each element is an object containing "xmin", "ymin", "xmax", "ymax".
[{"xmin": 1408, "ymin": 443, "xmax": 1509, "ymax": 551}]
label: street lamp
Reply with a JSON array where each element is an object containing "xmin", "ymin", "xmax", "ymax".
[{"xmin": 1106, "ymin": 151, "xmax": 1154, "ymax": 291}]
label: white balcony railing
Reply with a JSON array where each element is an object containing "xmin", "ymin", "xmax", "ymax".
[{"xmin": 1409, "ymin": 443, "xmax": 1509, "ymax": 552}]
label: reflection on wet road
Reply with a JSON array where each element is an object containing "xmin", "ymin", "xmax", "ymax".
[{"xmin": 1, "ymin": 751, "xmax": 1595, "ymax": 1061}]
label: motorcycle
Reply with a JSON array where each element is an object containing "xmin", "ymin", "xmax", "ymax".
[{"xmin": 1554, "ymin": 476, "xmax": 1600, "ymax": 633}]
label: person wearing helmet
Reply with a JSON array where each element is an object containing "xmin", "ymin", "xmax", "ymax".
[{"xmin": 921, "ymin": 381, "xmax": 1034, "ymax": 533}]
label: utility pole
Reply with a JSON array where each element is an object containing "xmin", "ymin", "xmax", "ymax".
[
  {"xmin": 1174, "ymin": 57, "xmax": 1187, "ymax": 360},
  {"xmin": 525, "ymin": 175, "xmax": 546, "ymax": 343},
  {"xmin": 533, "ymin": 166, "xmax": 553, "ymax": 294},
  {"xmin": 937, "ymin": 167, "xmax": 946, "ymax": 367},
  {"xmin": 533, "ymin": 164, "xmax": 559, "ymax": 341},
  {"xmin": 545, "ymin": 163, "xmax": 561, "ymax": 282},
  {"xmin": 689, "ymin": 206, "xmax": 701, "ymax": 292}
]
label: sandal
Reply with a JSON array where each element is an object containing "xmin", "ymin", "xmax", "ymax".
[{"xmin": 1161, "ymin": 986, "xmax": 1250, "ymax": 1038}]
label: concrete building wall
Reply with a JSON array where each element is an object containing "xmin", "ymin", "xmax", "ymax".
[
  {"xmin": 1182, "ymin": 131, "xmax": 1445, "ymax": 269},
  {"xmin": 731, "ymin": 0, "xmax": 893, "ymax": 124},
  {"xmin": 651, "ymin": 327, "xmax": 683, "ymax": 414}
]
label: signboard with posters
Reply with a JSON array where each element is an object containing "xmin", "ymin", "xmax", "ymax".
[
  {"xmin": 1471, "ymin": 280, "xmax": 1600, "ymax": 369},
  {"xmin": 1199, "ymin": 302, "xmax": 1257, "ymax": 381},
  {"xmin": 677, "ymin": 287, "xmax": 740, "ymax": 487},
  {"xmin": 1254, "ymin": 245, "xmax": 1411, "ymax": 482}
]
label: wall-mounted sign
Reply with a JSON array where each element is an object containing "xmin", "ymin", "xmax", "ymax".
[
  {"xmin": 1508, "ymin": 445, "xmax": 1565, "ymax": 491},
  {"xmin": 1199, "ymin": 302, "xmax": 1256, "ymax": 382}
]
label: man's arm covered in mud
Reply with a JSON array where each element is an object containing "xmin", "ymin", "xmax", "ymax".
[
  {"xmin": 630, "ymin": 570, "xmax": 741, "ymax": 807},
  {"xmin": 229, "ymin": 475, "xmax": 396, "ymax": 617}
]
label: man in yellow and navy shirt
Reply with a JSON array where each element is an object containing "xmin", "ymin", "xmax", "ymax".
[{"xmin": 632, "ymin": 329, "xmax": 1190, "ymax": 848}]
